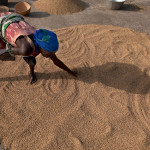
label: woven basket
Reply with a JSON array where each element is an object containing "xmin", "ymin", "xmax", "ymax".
[
  {"xmin": 0, "ymin": 5, "xmax": 9, "ymax": 12},
  {"xmin": 15, "ymin": 2, "xmax": 31, "ymax": 16}
]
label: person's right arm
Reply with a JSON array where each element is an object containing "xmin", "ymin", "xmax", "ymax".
[
  {"xmin": 49, "ymin": 54, "xmax": 77, "ymax": 77},
  {"xmin": 11, "ymin": 46, "xmax": 32, "ymax": 56},
  {"xmin": 9, "ymin": 36, "xmax": 33, "ymax": 56}
]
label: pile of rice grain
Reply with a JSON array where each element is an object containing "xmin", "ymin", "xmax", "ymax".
[{"xmin": 33, "ymin": 0, "xmax": 85, "ymax": 15}]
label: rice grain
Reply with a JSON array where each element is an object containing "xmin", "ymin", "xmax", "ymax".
[{"xmin": 34, "ymin": 0, "xmax": 85, "ymax": 15}]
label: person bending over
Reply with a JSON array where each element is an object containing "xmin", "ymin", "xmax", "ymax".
[{"xmin": 0, "ymin": 12, "xmax": 77, "ymax": 84}]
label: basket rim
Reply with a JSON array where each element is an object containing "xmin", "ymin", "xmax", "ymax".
[{"xmin": 0, "ymin": 5, "xmax": 9, "ymax": 9}]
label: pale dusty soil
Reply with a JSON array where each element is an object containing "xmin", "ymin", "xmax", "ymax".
[
  {"xmin": 1, "ymin": 24, "xmax": 150, "ymax": 149},
  {"xmin": 1, "ymin": 0, "xmax": 150, "ymax": 149}
]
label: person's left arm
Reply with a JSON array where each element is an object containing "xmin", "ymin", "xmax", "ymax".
[{"xmin": 49, "ymin": 54, "xmax": 77, "ymax": 77}]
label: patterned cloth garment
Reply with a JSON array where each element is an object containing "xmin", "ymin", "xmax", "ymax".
[{"xmin": 0, "ymin": 12, "xmax": 40, "ymax": 57}]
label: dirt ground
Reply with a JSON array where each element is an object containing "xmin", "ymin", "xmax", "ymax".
[
  {"xmin": 7, "ymin": 0, "xmax": 150, "ymax": 34},
  {"xmin": 1, "ymin": 0, "xmax": 150, "ymax": 150}
]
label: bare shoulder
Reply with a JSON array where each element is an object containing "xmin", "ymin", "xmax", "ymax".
[
  {"xmin": 15, "ymin": 36, "xmax": 26, "ymax": 47},
  {"xmin": 15, "ymin": 36, "xmax": 33, "ymax": 55}
]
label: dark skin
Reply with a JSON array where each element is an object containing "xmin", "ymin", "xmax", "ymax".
[{"xmin": 11, "ymin": 36, "xmax": 77, "ymax": 84}]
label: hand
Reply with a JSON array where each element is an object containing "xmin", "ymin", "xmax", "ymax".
[
  {"xmin": 144, "ymin": 67, "xmax": 150, "ymax": 77},
  {"xmin": 0, "ymin": 52, "xmax": 15, "ymax": 61},
  {"xmin": 30, "ymin": 74, "xmax": 37, "ymax": 84},
  {"xmin": 6, "ymin": 43, "xmax": 15, "ymax": 57},
  {"xmin": 69, "ymin": 70, "xmax": 78, "ymax": 77}
]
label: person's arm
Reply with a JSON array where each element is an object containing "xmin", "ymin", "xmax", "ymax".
[
  {"xmin": 50, "ymin": 54, "xmax": 77, "ymax": 77},
  {"xmin": 8, "ymin": 37, "xmax": 33, "ymax": 56},
  {"xmin": 10, "ymin": 47, "xmax": 29, "ymax": 56},
  {"xmin": 10, "ymin": 45, "xmax": 33, "ymax": 56},
  {"xmin": 23, "ymin": 56, "xmax": 37, "ymax": 84}
]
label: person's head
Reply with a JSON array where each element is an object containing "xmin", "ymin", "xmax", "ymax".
[{"xmin": 34, "ymin": 29, "xmax": 59, "ymax": 58}]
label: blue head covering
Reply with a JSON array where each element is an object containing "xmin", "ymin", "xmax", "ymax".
[{"xmin": 34, "ymin": 29, "xmax": 59, "ymax": 52}]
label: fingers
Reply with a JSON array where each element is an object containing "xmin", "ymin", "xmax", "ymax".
[
  {"xmin": 144, "ymin": 67, "xmax": 150, "ymax": 76},
  {"xmin": 30, "ymin": 75, "xmax": 37, "ymax": 84},
  {"xmin": 69, "ymin": 71, "xmax": 78, "ymax": 77},
  {"xmin": 30, "ymin": 78, "xmax": 37, "ymax": 84},
  {"xmin": 73, "ymin": 71, "xmax": 78, "ymax": 77}
]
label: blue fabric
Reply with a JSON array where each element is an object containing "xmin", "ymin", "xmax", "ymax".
[
  {"xmin": 34, "ymin": 29, "xmax": 59, "ymax": 52},
  {"xmin": 33, "ymin": 36, "xmax": 40, "ymax": 53}
]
